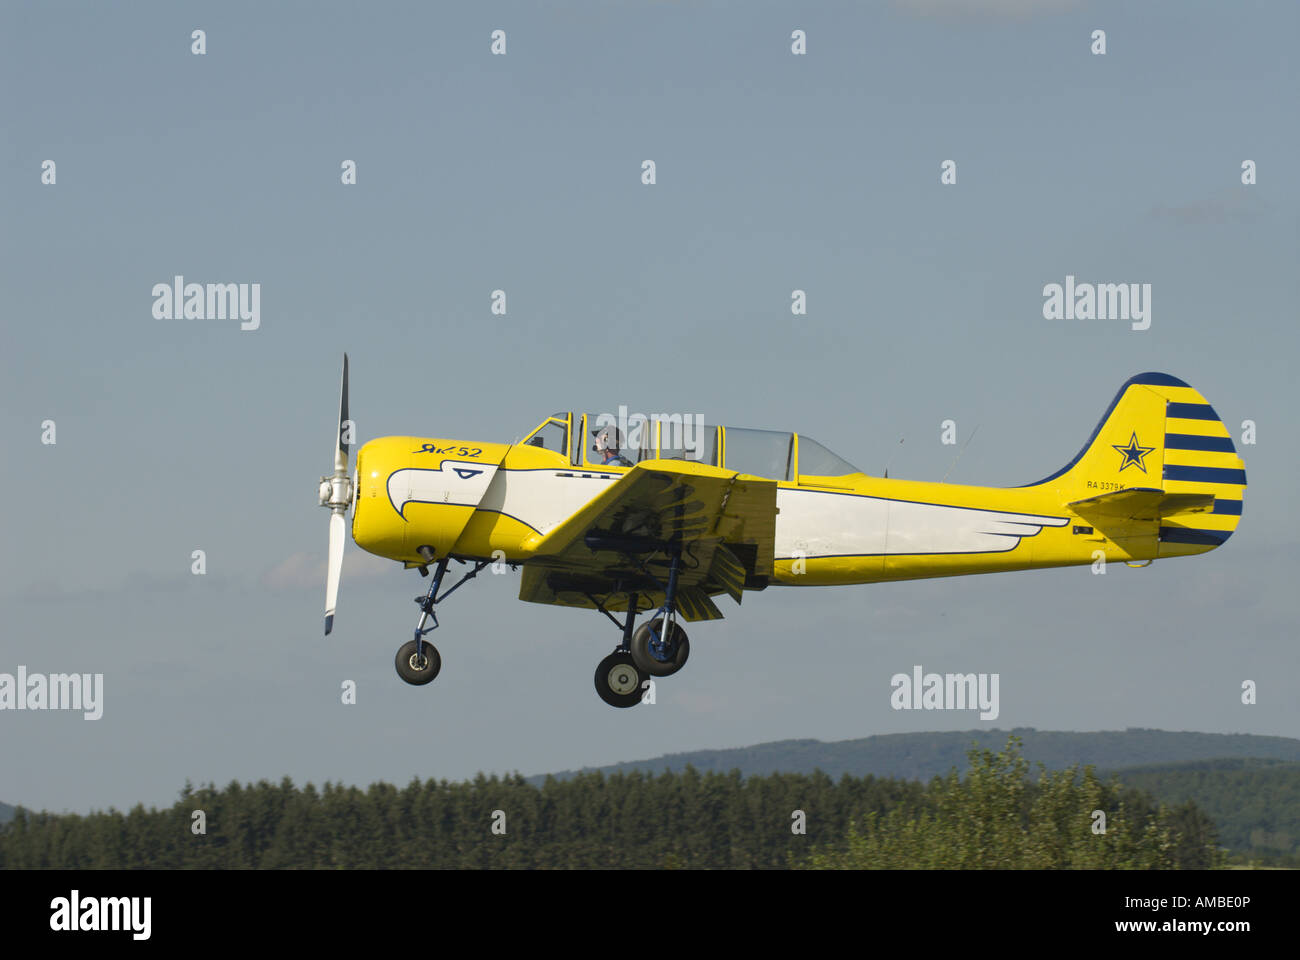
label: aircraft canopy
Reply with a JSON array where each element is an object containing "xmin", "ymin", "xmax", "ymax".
[{"xmin": 521, "ymin": 413, "xmax": 862, "ymax": 481}]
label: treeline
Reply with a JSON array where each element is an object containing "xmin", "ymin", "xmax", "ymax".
[
  {"xmin": 1110, "ymin": 758, "xmax": 1300, "ymax": 867},
  {"xmin": 0, "ymin": 739, "xmax": 1221, "ymax": 869}
]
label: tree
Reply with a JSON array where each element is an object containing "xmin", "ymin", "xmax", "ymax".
[{"xmin": 800, "ymin": 737, "xmax": 1220, "ymax": 870}]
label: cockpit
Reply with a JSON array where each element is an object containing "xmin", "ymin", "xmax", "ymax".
[{"xmin": 520, "ymin": 412, "xmax": 863, "ymax": 484}]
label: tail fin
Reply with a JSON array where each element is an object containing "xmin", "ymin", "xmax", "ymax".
[{"xmin": 1027, "ymin": 373, "xmax": 1245, "ymax": 554}]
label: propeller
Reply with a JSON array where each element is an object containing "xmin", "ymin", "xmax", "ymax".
[{"xmin": 318, "ymin": 353, "xmax": 354, "ymax": 635}]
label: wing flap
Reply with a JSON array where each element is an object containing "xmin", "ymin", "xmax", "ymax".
[
  {"xmin": 707, "ymin": 544, "xmax": 747, "ymax": 605},
  {"xmin": 676, "ymin": 587, "xmax": 724, "ymax": 622}
]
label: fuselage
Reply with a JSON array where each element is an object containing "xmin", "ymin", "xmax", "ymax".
[{"xmin": 351, "ymin": 419, "xmax": 1237, "ymax": 589}]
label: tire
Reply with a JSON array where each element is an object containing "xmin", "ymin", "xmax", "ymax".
[
  {"xmin": 629, "ymin": 618, "xmax": 690, "ymax": 677},
  {"xmin": 395, "ymin": 639, "xmax": 441, "ymax": 685},
  {"xmin": 594, "ymin": 650, "xmax": 649, "ymax": 708}
]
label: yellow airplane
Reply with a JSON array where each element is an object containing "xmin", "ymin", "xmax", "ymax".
[{"xmin": 318, "ymin": 358, "xmax": 1244, "ymax": 707}]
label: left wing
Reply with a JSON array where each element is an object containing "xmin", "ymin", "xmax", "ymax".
[{"xmin": 518, "ymin": 460, "xmax": 777, "ymax": 621}]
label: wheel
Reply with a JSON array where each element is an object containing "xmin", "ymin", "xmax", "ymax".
[
  {"xmin": 629, "ymin": 618, "xmax": 690, "ymax": 677},
  {"xmin": 594, "ymin": 650, "xmax": 649, "ymax": 708},
  {"xmin": 395, "ymin": 639, "xmax": 441, "ymax": 685}
]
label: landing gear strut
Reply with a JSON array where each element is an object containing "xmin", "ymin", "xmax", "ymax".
[
  {"xmin": 629, "ymin": 546, "xmax": 690, "ymax": 677},
  {"xmin": 589, "ymin": 544, "xmax": 694, "ymax": 707},
  {"xmin": 396, "ymin": 553, "xmax": 489, "ymax": 687}
]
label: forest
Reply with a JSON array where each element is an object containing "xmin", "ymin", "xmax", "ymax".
[
  {"xmin": 0, "ymin": 738, "xmax": 1225, "ymax": 869},
  {"xmin": 1111, "ymin": 758, "xmax": 1300, "ymax": 867}
]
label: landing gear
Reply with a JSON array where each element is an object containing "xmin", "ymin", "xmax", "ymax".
[
  {"xmin": 628, "ymin": 542, "xmax": 689, "ymax": 677},
  {"xmin": 396, "ymin": 639, "xmax": 441, "ymax": 685},
  {"xmin": 386, "ymin": 540, "xmax": 707, "ymax": 705},
  {"xmin": 395, "ymin": 552, "xmax": 489, "ymax": 687},
  {"xmin": 630, "ymin": 617, "xmax": 689, "ymax": 677},
  {"xmin": 594, "ymin": 650, "xmax": 648, "ymax": 708},
  {"xmin": 586, "ymin": 544, "xmax": 696, "ymax": 705}
]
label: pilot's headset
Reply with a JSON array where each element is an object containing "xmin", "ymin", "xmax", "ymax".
[{"xmin": 592, "ymin": 424, "xmax": 623, "ymax": 455}]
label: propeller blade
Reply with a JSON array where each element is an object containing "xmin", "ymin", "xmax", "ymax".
[
  {"xmin": 335, "ymin": 352, "xmax": 350, "ymax": 475},
  {"xmin": 325, "ymin": 510, "xmax": 345, "ymax": 635},
  {"xmin": 322, "ymin": 353, "xmax": 352, "ymax": 636}
]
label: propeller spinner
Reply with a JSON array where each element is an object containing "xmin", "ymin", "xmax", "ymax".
[{"xmin": 318, "ymin": 353, "xmax": 354, "ymax": 634}]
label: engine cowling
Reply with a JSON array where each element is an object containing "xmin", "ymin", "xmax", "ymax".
[{"xmin": 352, "ymin": 436, "xmax": 510, "ymax": 562}]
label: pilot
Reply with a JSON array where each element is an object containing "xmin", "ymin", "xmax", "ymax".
[{"xmin": 592, "ymin": 424, "xmax": 634, "ymax": 467}]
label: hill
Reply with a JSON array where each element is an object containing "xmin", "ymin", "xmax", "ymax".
[
  {"xmin": 531, "ymin": 728, "xmax": 1300, "ymax": 785},
  {"xmin": 0, "ymin": 803, "xmax": 15, "ymax": 825}
]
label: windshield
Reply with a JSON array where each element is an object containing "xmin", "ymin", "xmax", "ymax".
[
  {"xmin": 797, "ymin": 435, "xmax": 860, "ymax": 476},
  {"xmin": 522, "ymin": 414, "xmax": 569, "ymax": 457}
]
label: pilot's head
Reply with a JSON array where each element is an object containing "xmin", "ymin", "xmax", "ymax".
[{"xmin": 592, "ymin": 424, "xmax": 623, "ymax": 457}]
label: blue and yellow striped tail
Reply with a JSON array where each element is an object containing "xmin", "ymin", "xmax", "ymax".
[{"xmin": 1031, "ymin": 372, "xmax": 1245, "ymax": 556}]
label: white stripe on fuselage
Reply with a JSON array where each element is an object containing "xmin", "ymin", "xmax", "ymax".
[
  {"xmin": 476, "ymin": 469, "xmax": 1066, "ymax": 555},
  {"xmin": 773, "ymin": 487, "xmax": 1067, "ymax": 558}
]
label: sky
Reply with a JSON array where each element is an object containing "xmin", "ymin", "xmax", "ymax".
[{"xmin": 1, "ymin": 0, "xmax": 1296, "ymax": 814}]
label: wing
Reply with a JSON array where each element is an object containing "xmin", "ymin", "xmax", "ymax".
[{"xmin": 518, "ymin": 460, "xmax": 777, "ymax": 621}]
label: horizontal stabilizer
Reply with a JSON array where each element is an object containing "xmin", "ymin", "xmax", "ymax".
[
  {"xmin": 1068, "ymin": 487, "xmax": 1164, "ymax": 521},
  {"xmin": 1069, "ymin": 487, "xmax": 1217, "ymax": 525},
  {"xmin": 1157, "ymin": 492, "xmax": 1218, "ymax": 517}
]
